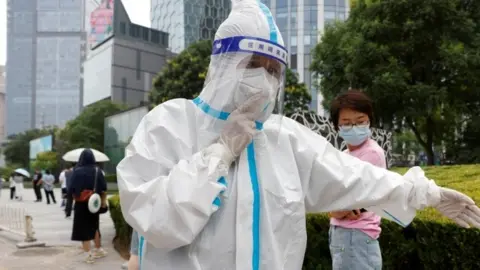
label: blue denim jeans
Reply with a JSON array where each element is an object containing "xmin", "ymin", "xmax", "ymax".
[
  {"xmin": 130, "ymin": 230, "xmax": 139, "ymax": 255},
  {"xmin": 329, "ymin": 225, "xmax": 382, "ymax": 270}
]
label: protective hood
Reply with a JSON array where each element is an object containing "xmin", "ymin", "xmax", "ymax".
[{"xmin": 194, "ymin": 0, "xmax": 287, "ymax": 133}]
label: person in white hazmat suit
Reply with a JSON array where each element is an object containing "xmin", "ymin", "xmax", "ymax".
[{"xmin": 117, "ymin": 1, "xmax": 480, "ymax": 269}]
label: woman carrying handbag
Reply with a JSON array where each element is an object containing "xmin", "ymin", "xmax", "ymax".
[{"xmin": 66, "ymin": 148, "xmax": 108, "ymax": 264}]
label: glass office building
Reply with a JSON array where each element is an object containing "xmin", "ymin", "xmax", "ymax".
[
  {"xmin": 264, "ymin": 0, "xmax": 350, "ymax": 114},
  {"xmin": 5, "ymin": 0, "xmax": 83, "ymax": 135},
  {"xmin": 104, "ymin": 105, "xmax": 148, "ymax": 174},
  {"xmin": 150, "ymin": 0, "xmax": 231, "ymax": 53}
]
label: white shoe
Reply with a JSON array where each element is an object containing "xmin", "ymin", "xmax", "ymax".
[
  {"xmin": 84, "ymin": 252, "xmax": 95, "ymax": 264},
  {"xmin": 93, "ymin": 248, "xmax": 107, "ymax": 259}
]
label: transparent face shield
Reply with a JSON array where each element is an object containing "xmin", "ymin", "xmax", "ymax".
[{"xmin": 194, "ymin": 36, "xmax": 287, "ymax": 139}]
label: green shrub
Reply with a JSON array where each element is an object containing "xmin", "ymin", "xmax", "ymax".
[
  {"xmin": 108, "ymin": 194, "xmax": 132, "ymax": 247},
  {"xmin": 105, "ymin": 174, "xmax": 117, "ymax": 183},
  {"xmin": 303, "ymin": 215, "xmax": 480, "ymax": 270}
]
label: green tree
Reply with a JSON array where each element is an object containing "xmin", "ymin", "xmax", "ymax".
[
  {"xmin": 445, "ymin": 115, "xmax": 480, "ymax": 164},
  {"xmin": 57, "ymin": 100, "xmax": 126, "ymax": 154},
  {"xmin": 30, "ymin": 151, "xmax": 59, "ymax": 172},
  {"xmin": 311, "ymin": 0, "xmax": 480, "ymax": 165},
  {"xmin": 150, "ymin": 40, "xmax": 311, "ymax": 116},
  {"xmin": 393, "ymin": 130, "xmax": 423, "ymax": 160},
  {"xmin": 284, "ymin": 70, "xmax": 311, "ymax": 115},
  {"xmin": 3, "ymin": 127, "xmax": 56, "ymax": 168},
  {"xmin": 150, "ymin": 40, "xmax": 212, "ymax": 104}
]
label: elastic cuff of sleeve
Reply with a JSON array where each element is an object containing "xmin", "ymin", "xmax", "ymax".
[{"xmin": 203, "ymin": 143, "xmax": 235, "ymax": 168}]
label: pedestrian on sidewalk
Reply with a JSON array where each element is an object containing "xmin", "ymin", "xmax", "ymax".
[
  {"xmin": 32, "ymin": 169, "xmax": 43, "ymax": 202},
  {"xmin": 8, "ymin": 173, "xmax": 15, "ymax": 200},
  {"xmin": 13, "ymin": 173, "xmax": 24, "ymax": 201},
  {"xmin": 43, "ymin": 170, "xmax": 57, "ymax": 204},
  {"xmin": 65, "ymin": 164, "xmax": 75, "ymax": 217},
  {"xmin": 59, "ymin": 168, "xmax": 68, "ymax": 207},
  {"xmin": 66, "ymin": 149, "xmax": 108, "ymax": 264}
]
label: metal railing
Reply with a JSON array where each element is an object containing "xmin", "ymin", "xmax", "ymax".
[{"xmin": 0, "ymin": 204, "xmax": 37, "ymax": 242}]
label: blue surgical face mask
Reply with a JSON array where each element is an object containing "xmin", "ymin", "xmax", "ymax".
[{"xmin": 338, "ymin": 126, "xmax": 371, "ymax": 146}]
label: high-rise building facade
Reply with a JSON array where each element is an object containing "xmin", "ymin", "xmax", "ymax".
[
  {"xmin": 264, "ymin": 0, "xmax": 350, "ymax": 114},
  {"xmin": 0, "ymin": 66, "xmax": 5, "ymax": 142},
  {"xmin": 82, "ymin": 0, "xmax": 173, "ymax": 108},
  {"xmin": 5, "ymin": 0, "xmax": 84, "ymax": 136},
  {"xmin": 150, "ymin": 0, "xmax": 231, "ymax": 53}
]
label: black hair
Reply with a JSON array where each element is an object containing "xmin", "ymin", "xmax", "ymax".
[{"xmin": 330, "ymin": 89, "xmax": 375, "ymax": 130}]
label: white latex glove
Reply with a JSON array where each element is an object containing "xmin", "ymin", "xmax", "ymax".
[
  {"xmin": 219, "ymin": 92, "xmax": 269, "ymax": 164},
  {"xmin": 434, "ymin": 187, "xmax": 480, "ymax": 228}
]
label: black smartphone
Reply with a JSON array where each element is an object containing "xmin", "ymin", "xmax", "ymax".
[{"xmin": 353, "ymin": 208, "xmax": 368, "ymax": 215}]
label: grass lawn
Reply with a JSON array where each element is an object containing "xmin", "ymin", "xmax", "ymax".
[{"xmin": 392, "ymin": 164, "xmax": 480, "ymax": 223}]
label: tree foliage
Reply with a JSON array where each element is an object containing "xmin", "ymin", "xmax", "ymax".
[
  {"xmin": 150, "ymin": 40, "xmax": 212, "ymax": 104},
  {"xmin": 311, "ymin": 0, "xmax": 480, "ymax": 164},
  {"xmin": 56, "ymin": 100, "xmax": 126, "ymax": 154},
  {"xmin": 30, "ymin": 151, "xmax": 59, "ymax": 172},
  {"xmin": 284, "ymin": 70, "xmax": 311, "ymax": 115},
  {"xmin": 445, "ymin": 116, "xmax": 480, "ymax": 164},
  {"xmin": 150, "ymin": 40, "xmax": 311, "ymax": 116},
  {"xmin": 3, "ymin": 127, "xmax": 56, "ymax": 168}
]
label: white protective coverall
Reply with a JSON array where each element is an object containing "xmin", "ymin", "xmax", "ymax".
[{"xmin": 117, "ymin": 1, "xmax": 480, "ymax": 269}]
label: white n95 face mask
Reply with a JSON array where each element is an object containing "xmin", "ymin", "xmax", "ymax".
[{"xmin": 234, "ymin": 68, "xmax": 279, "ymax": 115}]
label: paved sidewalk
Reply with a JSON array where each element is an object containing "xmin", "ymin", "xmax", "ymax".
[{"xmin": 0, "ymin": 188, "xmax": 126, "ymax": 269}]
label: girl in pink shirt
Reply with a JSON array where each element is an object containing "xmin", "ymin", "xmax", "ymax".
[{"xmin": 328, "ymin": 90, "xmax": 385, "ymax": 270}]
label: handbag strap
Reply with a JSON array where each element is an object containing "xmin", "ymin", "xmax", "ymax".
[{"xmin": 93, "ymin": 167, "xmax": 98, "ymax": 193}]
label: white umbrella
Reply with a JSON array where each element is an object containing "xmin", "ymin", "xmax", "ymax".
[
  {"xmin": 14, "ymin": 168, "xmax": 31, "ymax": 178},
  {"xmin": 62, "ymin": 148, "xmax": 110, "ymax": 163}
]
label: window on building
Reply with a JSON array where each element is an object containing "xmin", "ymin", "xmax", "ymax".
[
  {"xmin": 291, "ymin": 35, "xmax": 297, "ymax": 46},
  {"xmin": 276, "ymin": 0, "xmax": 287, "ymax": 8},
  {"xmin": 130, "ymin": 25, "xmax": 140, "ymax": 38},
  {"xmin": 324, "ymin": 0, "xmax": 337, "ymax": 6},
  {"xmin": 151, "ymin": 30, "xmax": 160, "ymax": 44},
  {"xmin": 324, "ymin": 11, "xmax": 336, "ymax": 20},
  {"xmin": 276, "ymin": 12, "xmax": 288, "ymax": 30},
  {"xmin": 142, "ymin": 28, "xmax": 149, "ymax": 41},
  {"xmin": 290, "ymin": 54, "xmax": 297, "ymax": 69},
  {"xmin": 305, "ymin": 0, "xmax": 317, "ymax": 6},
  {"xmin": 120, "ymin": 22, "xmax": 126, "ymax": 34},
  {"xmin": 162, "ymin": 33, "xmax": 168, "ymax": 47},
  {"xmin": 304, "ymin": 35, "xmax": 311, "ymax": 46},
  {"xmin": 290, "ymin": 12, "xmax": 297, "ymax": 30}
]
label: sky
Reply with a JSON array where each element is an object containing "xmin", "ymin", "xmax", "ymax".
[
  {"xmin": 0, "ymin": 0, "xmax": 6, "ymax": 66},
  {"xmin": 0, "ymin": 0, "xmax": 150, "ymax": 66}
]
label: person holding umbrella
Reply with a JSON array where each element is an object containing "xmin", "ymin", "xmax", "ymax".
[
  {"xmin": 63, "ymin": 148, "xmax": 109, "ymax": 219},
  {"xmin": 66, "ymin": 149, "xmax": 108, "ymax": 264},
  {"xmin": 13, "ymin": 168, "xmax": 30, "ymax": 201}
]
